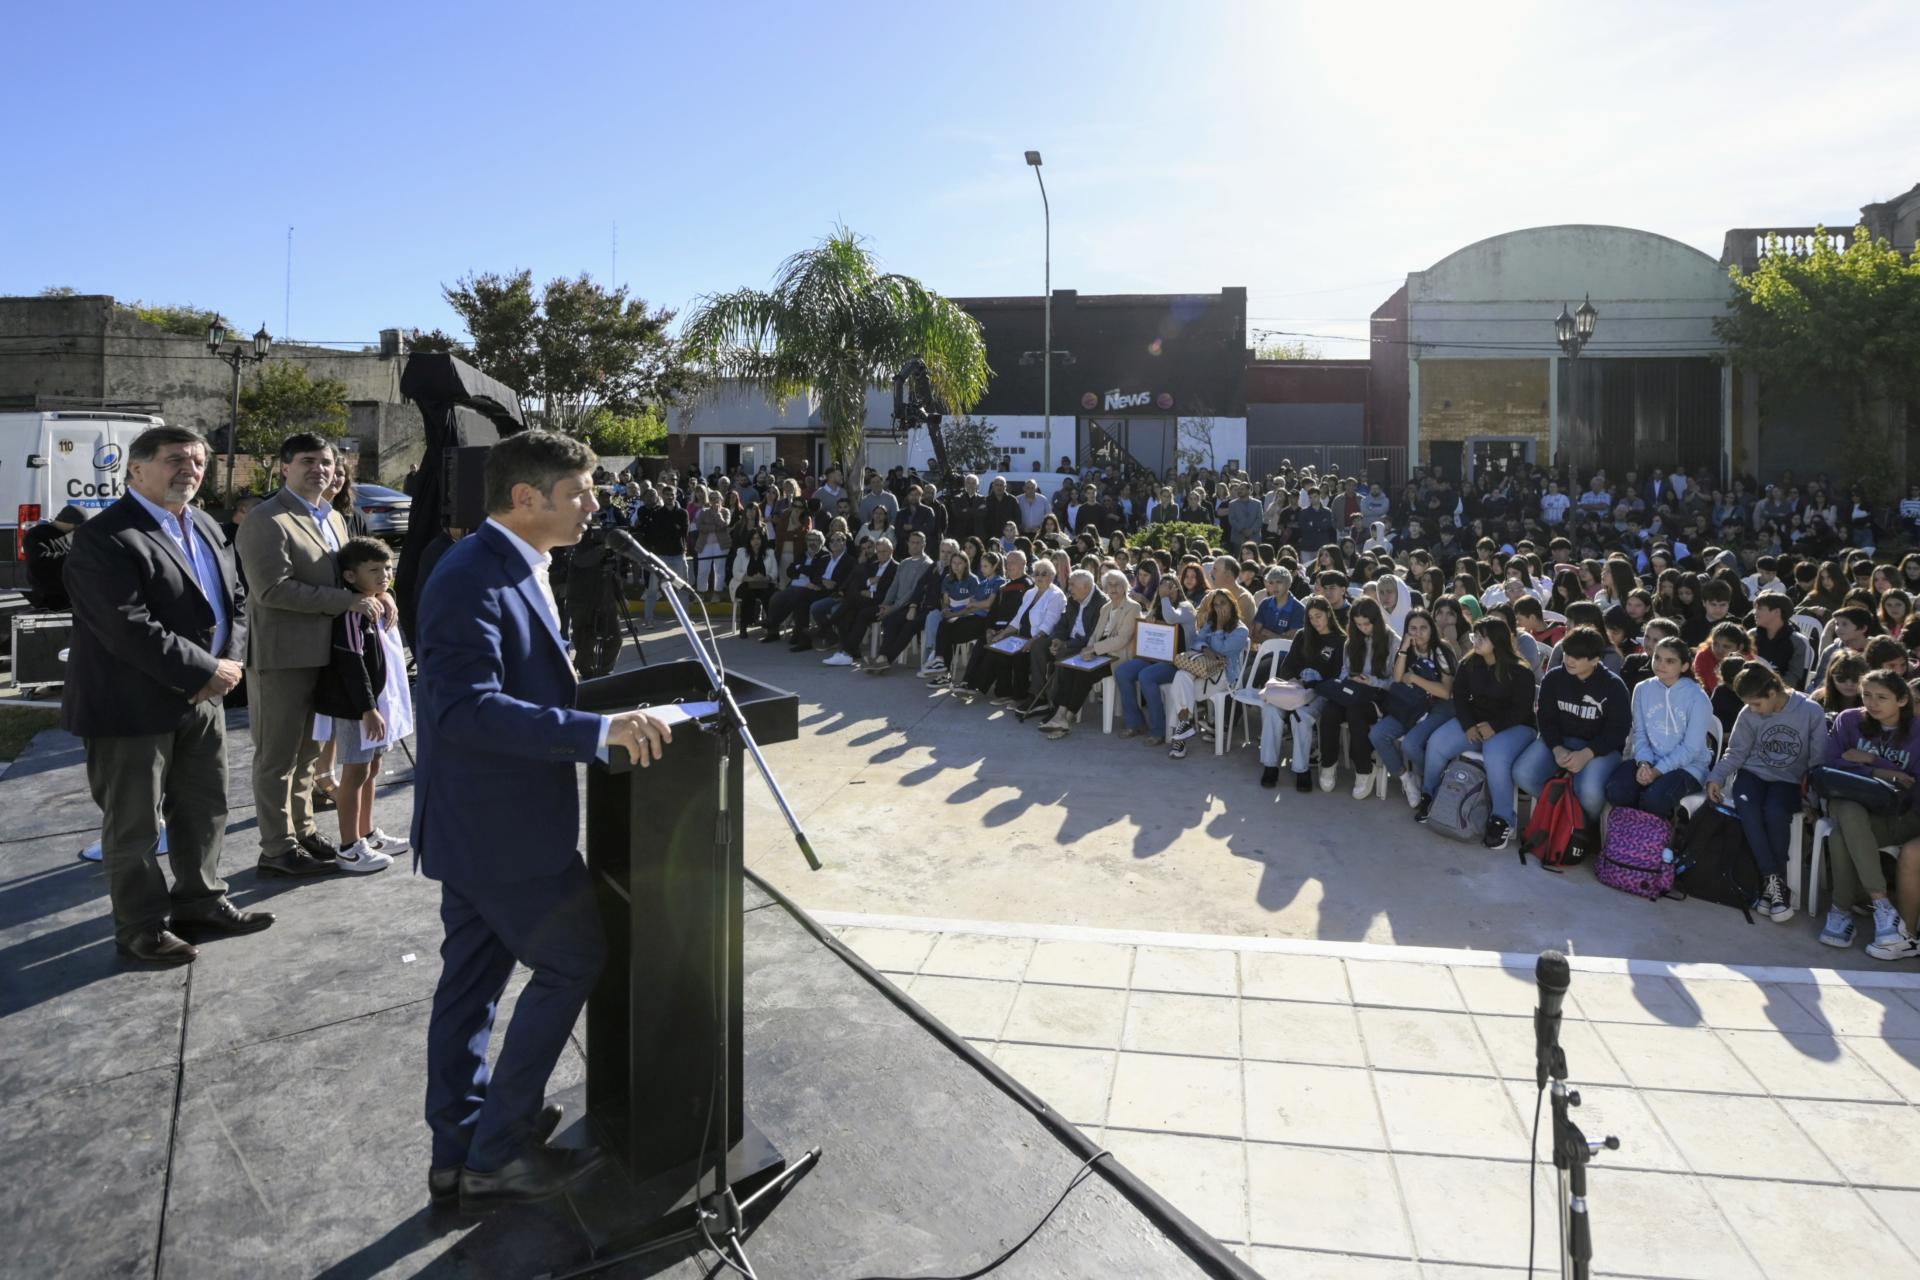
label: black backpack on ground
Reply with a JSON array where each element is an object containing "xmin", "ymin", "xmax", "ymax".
[{"xmin": 1670, "ymin": 801, "xmax": 1763, "ymax": 923}]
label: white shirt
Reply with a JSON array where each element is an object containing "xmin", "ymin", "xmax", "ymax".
[
  {"xmin": 485, "ymin": 518, "xmax": 610, "ymax": 754},
  {"xmin": 1009, "ymin": 581, "xmax": 1064, "ymax": 637}
]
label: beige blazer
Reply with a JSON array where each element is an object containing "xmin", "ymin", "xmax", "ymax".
[
  {"xmin": 236, "ymin": 485, "xmax": 355, "ymax": 670},
  {"xmin": 1086, "ymin": 597, "xmax": 1142, "ymax": 659}
]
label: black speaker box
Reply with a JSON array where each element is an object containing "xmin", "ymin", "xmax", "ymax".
[{"xmin": 443, "ymin": 445, "xmax": 491, "ymax": 529}]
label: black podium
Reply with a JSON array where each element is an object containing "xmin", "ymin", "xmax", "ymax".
[{"xmin": 564, "ymin": 660, "xmax": 800, "ymax": 1247}]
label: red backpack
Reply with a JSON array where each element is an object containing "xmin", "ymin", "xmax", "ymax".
[{"xmin": 1519, "ymin": 773, "xmax": 1593, "ymax": 870}]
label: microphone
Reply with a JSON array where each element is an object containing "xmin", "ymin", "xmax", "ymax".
[
  {"xmin": 603, "ymin": 528, "xmax": 692, "ymax": 590},
  {"xmin": 1535, "ymin": 949, "xmax": 1570, "ymax": 1090}
]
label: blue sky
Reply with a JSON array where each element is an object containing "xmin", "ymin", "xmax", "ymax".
[{"xmin": 7, "ymin": 0, "xmax": 1915, "ymax": 355}]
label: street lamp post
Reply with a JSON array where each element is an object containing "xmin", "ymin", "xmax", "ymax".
[
  {"xmin": 207, "ymin": 322, "xmax": 272, "ymax": 499},
  {"xmin": 1553, "ymin": 295, "xmax": 1598, "ymax": 480},
  {"xmin": 1025, "ymin": 150, "xmax": 1051, "ymax": 473}
]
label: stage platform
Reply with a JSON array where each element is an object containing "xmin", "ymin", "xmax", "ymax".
[{"xmin": 0, "ymin": 721, "xmax": 1248, "ymax": 1279}]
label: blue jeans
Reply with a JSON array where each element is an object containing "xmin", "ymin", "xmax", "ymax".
[
  {"xmin": 1369, "ymin": 701, "xmax": 1453, "ymax": 777},
  {"xmin": 1729, "ymin": 770, "xmax": 1799, "ymax": 878},
  {"xmin": 1513, "ymin": 736, "xmax": 1620, "ymax": 821},
  {"xmin": 1115, "ymin": 657, "xmax": 1177, "ymax": 738},
  {"xmin": 1422, "ymin": 721, "xmax": 1536, "ymax": 822},
  {"xmin": 1260, "ymin": 697, "xmax": 1324, "ymax": 771},
  {"xmin": 1604, "ymin": 763, "xmax": 1701, "ymax": 819}
]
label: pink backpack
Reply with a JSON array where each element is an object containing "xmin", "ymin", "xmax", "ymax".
[{"xmin": 1595, "ymin": 807, "xmax": 1674, "ymax": 900}]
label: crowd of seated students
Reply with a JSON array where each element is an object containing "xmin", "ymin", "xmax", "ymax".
[{"xmin": 722, "ymin": 458, "xmax": 1920, "ymax": 962}]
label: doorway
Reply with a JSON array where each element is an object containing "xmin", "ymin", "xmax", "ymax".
[
  {"xmin": 1467, "ymin": 437, "xmax": 1533, "ymax": 481},
  {"xmin": 699, "ymin": 436, "xmax": 776, "ymax": 477}
]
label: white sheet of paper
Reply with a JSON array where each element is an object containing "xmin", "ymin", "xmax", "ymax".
[{"xmin": 650, "ymin": 700, "xmax": 721, "ymax": 727}]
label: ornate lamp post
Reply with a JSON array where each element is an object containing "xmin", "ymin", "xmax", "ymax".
[
  {"xmin": 208, "ymin": 322, "xmax": 271, "ymax": 498},
  {"xmin": 1554, "ymin": 295, "xmax": 1598, "ymax": 475}
]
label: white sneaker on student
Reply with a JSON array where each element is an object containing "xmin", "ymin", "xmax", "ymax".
[
  {"xmin": 1350, "ymin": 771, "xmax": 1375, "ymax": 800},
  {"xmin": 367, "ymin": 827, "xmax": 410, "ymax": 853},
  {"xmin": 1317, "ymin": 766, "xmax": 1338, "ymax": 793},
  {"xmin": 335, "ymin": 839, "xmax": 393, "ymax": 874},
  {"xmin": 822, "ymin": 652, "xmax": 856, "ymax": 667},
  {"xmin": 1400, "ymin": 768, "xmax": 1422, "ymax": 808}
]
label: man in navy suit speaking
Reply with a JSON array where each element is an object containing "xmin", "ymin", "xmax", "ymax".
[{"xmin": 413, "ymin": 430, "xmax": 674, "ymax": 1213}]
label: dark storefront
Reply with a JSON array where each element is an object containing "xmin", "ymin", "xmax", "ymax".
[
  {"xmin": 1562, "ymin": 356, "xmax": 1724, "ymax": 481},
  {"xmin": 957, "ymin": 289, "xmax": 1249, "ymax": 475}
]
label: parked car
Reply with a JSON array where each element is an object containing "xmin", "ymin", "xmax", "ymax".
[{"xmin": 353, "ymin": 483, "xmax": 411, "ymax": 543}]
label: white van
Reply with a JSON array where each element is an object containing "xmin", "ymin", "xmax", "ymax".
[{"xmin": 1, "ymin": 404, "xmax": 165, "ymax": 586}]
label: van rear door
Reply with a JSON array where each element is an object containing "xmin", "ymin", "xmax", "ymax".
[{"xmin": 45, "ymin": 419, "xmax": 134, "ymax": 516}]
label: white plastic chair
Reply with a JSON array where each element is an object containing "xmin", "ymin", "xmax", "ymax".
[
  {"xmin": 1227, "ymin": 638, "xmax": 1292, "ymax": 749},
  {"xmin": 1541, "ymin": 609, "xmax": 1569, "ymax": 627},
  {"xmin": 1789, "ymin": 613, "xmax": 1823, "ymax": 646}
]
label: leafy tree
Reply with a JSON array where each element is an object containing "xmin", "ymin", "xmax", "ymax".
[
  {"xmin": 237, "ymin": 361, "xmax": 349, "ymax": 462},
  {"xmin": 122, "ymin": 300, "xmax": 231, "ymax": 336},
  {"xmin": 1717, "ymin": 225, "xmax": 1920, "ymax": 501},
  {"xmin": 1176, "ymin": 416, "xmax": 1219, "ymax": 474},
  {"xmin": 406, "ymin": 328, "xmax": 471, "ymax": 358},
  {"xmin": 928, "ymin": 415, "xmax": 999, "ymax": 479},
  {"xmin": 1254, "ymin": 337, "xmax": 1321, "ymax": 360},
  {"xmin": 441, "ymin": 270, "xmax": 684, "ymax": 436},
  {"xmin": 586, "ymin": 407, "xmax": 667, "ymax": 457},
  {"xmin": 38, "ymin": 285, "xmax": 78, "ymax": 298},
  {"xmin": 679, "ymin": 227, "xmax": 989, "ymax": 470}
]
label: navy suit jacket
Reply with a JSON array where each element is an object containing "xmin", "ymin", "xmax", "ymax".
[{"xmin": 411, "ymin": 523, "xmax": 603, "ymax": 884}]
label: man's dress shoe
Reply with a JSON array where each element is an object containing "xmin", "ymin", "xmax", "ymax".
[
  {"xmin": 457, "ymin": 1144, "xmax": 608, "ymax": 1214},
  {"xmin": 255, "ymin": 849, "xmax": 334, "ymax": 877},
  {"xmin": 429, "ymin": 1104, "xmax": 565, "ymax": 1209},
  {"xmin": 174, "ymin": 898, "xmax": 275, "ymax": 934},
  {"xmin": 116, "ymin": 930, "xmax": 198, "ymax": 965}
]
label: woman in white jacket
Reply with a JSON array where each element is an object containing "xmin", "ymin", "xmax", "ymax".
[{"xmin": 729, "ymin": 530, "xmax": 780, "ymax": 634}]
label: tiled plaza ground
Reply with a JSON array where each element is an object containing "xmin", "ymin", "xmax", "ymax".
[{"xmin": 826, "ymin": 914, "xmax": 1920, "ymax": 1278}]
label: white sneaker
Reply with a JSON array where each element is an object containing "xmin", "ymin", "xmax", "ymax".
[
  {"xmin": 1351, "ymin": 771, "xmax": 1375, "ymax": 800},
  {"xmin": 822, "ymin": 652, "xmax": 856, "ymax": 667},
  {"xmin": 334, "ymin": 839, "xmax": 393, "ymax": 874},
  {"xmin": 1399, "ymin": 768, "xmax": 1422, "ymax": 808},
  {"xmin": 367, "ymin": 827, "xmax": 410, "ymax": 853},
  {"xmin": 1317, "ymin": 766, "xmax": 1338, "ymax": 793},
  {"xmin": 921, "ymin": 657, "xmax": 946, "ymax": 674}
]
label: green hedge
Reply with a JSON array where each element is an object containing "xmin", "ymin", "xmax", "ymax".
[{"xmin": 1127, "ymin": 520, "xmax": 1225, "ymax": 552}]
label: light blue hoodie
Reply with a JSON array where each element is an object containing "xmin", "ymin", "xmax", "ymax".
[{"xmin": 1628, "ymin": 674, "xmax": 1714, "ymax": 781}]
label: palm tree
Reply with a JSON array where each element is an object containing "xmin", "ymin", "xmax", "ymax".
[{"xmin": 679, "ymin": 227, "xmax": 990, "ymax": 471}]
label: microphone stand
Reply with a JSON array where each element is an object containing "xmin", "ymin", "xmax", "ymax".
[
  {"xmin": 1541, "ymin": 1015, "xmax": 1619, "ymax": 1280},
  {"xmin": 554, "ymin": 538, "xmax": 821, "ymax": 1280}
]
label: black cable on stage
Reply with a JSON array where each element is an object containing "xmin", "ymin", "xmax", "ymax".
[
  {"xmin": 1527, "ymin": 1084, "xmax": 1544, "ymax": 1279},
  {"xmin": 846, "ymin": 1150, "xmax": 1113, "ymax": 1280}
]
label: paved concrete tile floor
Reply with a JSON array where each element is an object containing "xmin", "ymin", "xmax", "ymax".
[{"xmin": 829, "ymin": 912, "xmax": 1920, "ymax": 1276}]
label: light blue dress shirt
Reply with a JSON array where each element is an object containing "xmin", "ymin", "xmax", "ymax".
[
  {"xmin": 129, "ymin": 488, "xmax": 230, "ymax": 658},
  {"xmin": 302, "ymin": 493, "xmax": 342, "ymax": 551}
]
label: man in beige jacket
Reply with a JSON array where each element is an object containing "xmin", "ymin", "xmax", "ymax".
[{"xmin": 236, "ymin": 433, "xmax": 389, "ymax": 877}]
